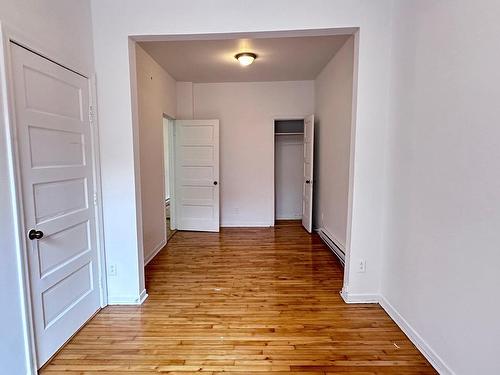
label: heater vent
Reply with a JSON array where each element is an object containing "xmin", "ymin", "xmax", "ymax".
[{"xmin": 317, "ymin": 228, "xmax": 345, "ymax": 266}]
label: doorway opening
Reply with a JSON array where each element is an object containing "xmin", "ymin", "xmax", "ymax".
[
  {"xmin": 273, "ymin": 115, "xmax": 314, "ymax": 233},
  {"xmin": 274, "ymin": 119, "xmax": 304, "ymax": 223},
  {"xmin": 132, "ymin": 28, "xmax": 357, "ymax": 299},
  {"xmin": 162, "ymin": 117, "xmax": 176, "ymax": 242}
]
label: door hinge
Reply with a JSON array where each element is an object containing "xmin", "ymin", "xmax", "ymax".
[
  {"xmin": 88, "ymin": 105, "xmax": 94, "ymax": 124},
  {"xmin": 93, "ymin": 192, "xmax": 98, "ymax": 206}
]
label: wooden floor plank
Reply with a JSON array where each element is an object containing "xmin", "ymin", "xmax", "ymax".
[{"xmin": 41, "ymin": 221, "xmax": 435, "ymax": 373}]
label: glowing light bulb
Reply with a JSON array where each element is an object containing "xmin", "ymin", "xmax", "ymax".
[{"xmin": 235, "ymin": 52, "xmax": 257, "ymax": 66}]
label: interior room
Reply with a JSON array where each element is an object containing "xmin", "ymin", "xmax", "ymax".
[
  {"xmin": 1, "ymin": 1, "xmax": 500, "ymax": 375},
  {"xmin": 134, "ymin": 33, "xmax": 356, "ymax": 263}
]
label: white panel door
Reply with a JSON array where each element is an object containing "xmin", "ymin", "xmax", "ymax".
[
  {"xmin": 11, "ymin": 44, "xmax": 101, "ymax": 367},
  {"xmin": 175, "ymin": 120, "xmax": 220, "ymax": 232},
  {"xmin": 302, "ymin": 115, "xmax": 315, "ymax": 232}
]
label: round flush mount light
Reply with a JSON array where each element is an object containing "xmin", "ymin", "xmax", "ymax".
[{"xmin": 235, "ymin": 52, "xmax": 257, "ymax": 66}]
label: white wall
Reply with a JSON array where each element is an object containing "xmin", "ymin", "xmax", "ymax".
[
  {"xmin": 188, "ymin": 81, "xmax": 314, "ymax": 226},
  {"xmin": 314, "ymin": 36, "xmax": 355, "ymax": 250},
  {"xmin": 90, "ymin": 0, "xmax": 394, "ymax": 310},
  {"xmin": 382, "ymin": 1, "xmax": 500, "ymax": 373},
  {"xmin": 135, "ymin": 44, "xmax": 176, "ymax": 264},
  {"xmin": 275, "ymin": 134, "xmax": 304, "ymax": 220},
  {"xmin": 0, "ymin": 1, "xmax": 95, "ymax": 373},
  {"xmin": 176, "ymin": 81, "xmax": 193, "ymax": 119}
]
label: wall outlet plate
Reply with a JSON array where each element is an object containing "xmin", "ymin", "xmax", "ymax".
[
  {"xmin": 108, "ymin": 264, "xmax": 117, "ymax": 277},
  {"xmin": 358, "ymin": 259, "xmax": 366, "ymax": 273}
]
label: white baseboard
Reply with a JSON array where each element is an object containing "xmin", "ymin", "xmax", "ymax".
[
  {"xmin": 379, "ymin": 295, "xmax": 454, "ymax": 375},
  {"xmin": 275, "ymin": 215, "xmax": 302, "ymax": 220},
  {"xmin": 144, "ymin": 239, "xmax": 166, "ymax": 265},
  {"xmin": 339, "ymin": 292, "xmax": 450, "ymax": 374},
  {"xmin": 108, "ymin": 290, "xmax": 148, "ymax": 305},
  {"xmin": 138, "ymin": 289, "xmax": 149, "ymax": 304},
  {"xmin": 221, "ymin": 222, "xmax": 273, "ymax": 227},
  {"xmin": 340, "ymin": 290, "xmax": 379, "ymax": 304}
]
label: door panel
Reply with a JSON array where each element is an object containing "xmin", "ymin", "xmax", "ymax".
[
  {"xmin": 34, "ymin": 178, "xmax": 88, "ymax": 222},
  {"xmin": 175, "ymin": 120, "xmax": 219, "ymax": 232},
  {"xmin": 28, "ymin": 126, "xmax": 85, "ymax": 167},
  {"xmin": 11, "ymin": 44, "xmax": 100, "ymax": 367},
  {"xmin": 302, "ymin": 115, "xmax": 315, "ymax": 232}
]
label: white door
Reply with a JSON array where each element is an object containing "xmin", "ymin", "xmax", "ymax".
[
  {"xmin": 302, "ymin": 115, "xmax": 315, "ymax": 232},
  {"xmin": 174, "ymin": 120, "xmax": 220, "ymax": 232},
  {"xmin": 11, "ymin": 44, "xmax": 101, "ymax": 367}
]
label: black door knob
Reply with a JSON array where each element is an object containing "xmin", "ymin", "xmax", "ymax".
[
  {"xmin": 28, "ymin": 229, "xmax": 44, "ymax": 240},
  {"xmin": 213, "ymin": 181, "xmax": 218, "ymax": 185},
  {"xmin": 305, "ymin": 180, "xmax": 311, "ymax": 184}
]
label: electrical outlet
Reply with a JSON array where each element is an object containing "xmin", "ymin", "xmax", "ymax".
[
  {"xmin": 358, "ymin": 259, "xmax": 366, "ymax": 273},
  {"xmin": 108, "ymin": 264, "xmax": 117, "ymax": 277}
]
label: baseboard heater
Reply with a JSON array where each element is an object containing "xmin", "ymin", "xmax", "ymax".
[{"xmin": 317, "ymin": 228, "xmax": 345, "ymax": 266}]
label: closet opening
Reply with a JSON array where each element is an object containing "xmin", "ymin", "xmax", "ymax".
[{"xmin": 274, "ymin": 119, "xmax": 305, "ymax": 224}]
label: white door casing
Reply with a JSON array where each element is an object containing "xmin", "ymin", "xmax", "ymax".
[
  {"xmin": 174, "ymin": 119, "xmax": 220, "ymax": 232},
  {"xmin": 11, "ymin": 44, "xmax": 101, "ymax": 367},
  {"xmin": 302, "ymin": 114, "xmax": 314, "ymax": 232}
]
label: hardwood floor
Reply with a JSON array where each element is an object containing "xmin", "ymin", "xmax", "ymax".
[{"xmin": 41, "ymin": 221, "xmax": 436, "ymax": 374}]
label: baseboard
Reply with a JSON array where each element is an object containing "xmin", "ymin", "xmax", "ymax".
[
  {"xmin": 221, "ymin": 222, "xmax": 273, "ymax": 227},
  {"xmin": 379, "ymin": 295, "xmax": 454, "ymax": 375},
  {"xmin": 108, "ymin": 290, "xmax": 148, "ymax": 305},
  {"xmin": 339, "ymin": 292, "xmax": 450, "ymax": 373},
  {"xmin": 276, "ymin": 215, "xmax": 302, "ymax": 220},
  {"xmin": 340, "ymin": 290, "xmax": 379, "ymax": 304},
  {"xmin": 144, "ymin": 239, "xmax": 166, "ymax": 265},
  {"xmin": 138, "ymin": 289, "xmax": 149, "ymax": 304}
]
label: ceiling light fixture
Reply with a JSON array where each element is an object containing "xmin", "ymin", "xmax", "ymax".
[{"xmin": 235, "ymin": 52, "xmax": 257, "ymax": 66}]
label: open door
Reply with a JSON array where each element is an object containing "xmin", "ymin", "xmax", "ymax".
[
  {"xmin": 174, "ymin": 119, "xmax": 220, "ymax": 232},
  {"xmin": 302, "ymin": 114, "xmax": 314, "ymax": 232}
]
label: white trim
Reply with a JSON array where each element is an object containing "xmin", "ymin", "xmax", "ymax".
[
  {"xmin": 108, "ymin": 290, "xmax": 148, "ymax": 306},
  {"xmin": 340, "ymin": 290, "xmax": 379, "ymax": 304},
  {"xmin": 221, "ymin": 222, "xmax": 273, "ymax": 228},
  {"xmin": 337, "ymin": 291, "xmax": 450, "ymax": 374},
  {"xmin": 138, "ymin": 289, "xmax": 149, "ymax": 304},
  {"xmin": 88, "ymin": 75, "xmax": 108, "ymax": 308},
  {"xmin": 379, "ymin": 295, "xmax": 455, "ymax": 375},
  {"xmin": 159, "ymin": 115, "xmax": 169, "ymax": 252},
  {"xmin": 144, "ymin": 239, "xmax": 166, "ymax": 265},
  {"xmin": 128, "ymin": 39, "xmax": 147, "ymax": 298},
  {"xmin": 166, "ymin": 116, "xmax": 176, "ymax": 230},
  {"xmin": 276, "ymin": 215, "xmax": 302, "ymax": 220},
  {"xmin": 342, "ymin": 30, "xmax": 361, "ymax": 299}
]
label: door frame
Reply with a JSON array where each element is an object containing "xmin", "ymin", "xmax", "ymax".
[
  {"xmin": 271, "ymin": 114, "xmax": 310, "ymax": 226},
  {"xmin": 164, "ymin": 115, "xmax": 177, "ymax": 231},
  {"xmin": 0, "ymin": 23, "xmax": 107, "ymax": 372}
]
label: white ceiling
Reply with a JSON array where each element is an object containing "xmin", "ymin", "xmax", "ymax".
[{"xmin": 139, "ymin": 35, "xmax": 351, "ymax": 83}]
